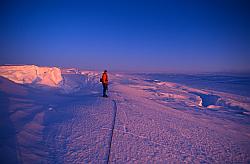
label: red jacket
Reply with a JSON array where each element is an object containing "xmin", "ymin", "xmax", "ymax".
[{"xmin": 102, "ymin": 72, "xmax": 108, "ymax": 84}]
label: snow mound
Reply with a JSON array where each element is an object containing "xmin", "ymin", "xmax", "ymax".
[
  {"xmin": 156, "ymin": 81, "xmax": 178, "ymax": 87},
  {"xmin": 62, "ymin": 68, "xmax": 81, "ymax": 74},
  {"xmin": 80, "ymin": 70, "xmax": 99, "ymax": 77},
  {"xmin": 0, "ymin": 65, "xmax": 63, "ymax": 87},
  {"xmin": 58, "ymin": 69, "xmax": 100, "ymax": 94}
]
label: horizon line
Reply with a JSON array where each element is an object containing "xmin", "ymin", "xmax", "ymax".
[{"xmin": 1, "ymin": 63, "xmax": 250, "ymax": 75}]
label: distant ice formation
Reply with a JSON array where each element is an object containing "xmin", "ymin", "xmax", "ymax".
[{"xmin": 0, "ymin": 65, "xmax": 63, "ymax": 87}]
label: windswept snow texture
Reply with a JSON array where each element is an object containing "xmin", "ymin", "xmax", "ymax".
[{"xmin": 0, "ymin": 68, "xmax": 250, "ymax": 163}]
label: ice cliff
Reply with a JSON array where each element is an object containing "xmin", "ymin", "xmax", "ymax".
[{"xmin": 0, "ymin": 65, "xmax": 63, "ymax": 87}]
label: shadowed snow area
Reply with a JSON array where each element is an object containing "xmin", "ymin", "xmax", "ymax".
[{"xmin": 0, "ymin": 66, "xmax": 250, "ymax": 163}]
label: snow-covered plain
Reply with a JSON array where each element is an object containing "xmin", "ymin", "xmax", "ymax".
[{"xmin": 0, "ymin": 65, "xmax": 250, "ymax": 163}]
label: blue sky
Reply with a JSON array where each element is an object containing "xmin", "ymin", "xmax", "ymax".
[{"xmin": 1, "ymin": 0, "xmax": 250, "ymax": 72}]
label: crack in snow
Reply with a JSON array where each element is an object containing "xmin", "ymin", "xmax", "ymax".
[{"xmin": 106, "ymin": 100, "xmax": 118, "ymax": 164}]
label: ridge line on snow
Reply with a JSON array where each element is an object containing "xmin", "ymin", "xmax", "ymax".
[{"xmin": 106, "ymin": 100, "xmax": 118, "ymax": 164}]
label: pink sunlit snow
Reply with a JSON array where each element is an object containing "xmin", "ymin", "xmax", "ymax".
[{"xmin": 0, "ymin": 65, "xmax": 250, "ymax": 163}]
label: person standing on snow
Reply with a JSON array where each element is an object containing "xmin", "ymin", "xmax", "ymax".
[{"xmin": 100, "ymin": 70, "xmax": 108, "ymax": 97}]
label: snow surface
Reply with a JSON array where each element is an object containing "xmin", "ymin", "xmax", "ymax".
[{"xmin": 0, "ymin": 66, "xmax": 250, "ymax": 163}]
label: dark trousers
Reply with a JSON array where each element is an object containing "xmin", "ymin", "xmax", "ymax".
[{"xmin": 102, "ymin": 83, "xmax": 108, "ymax": 96}]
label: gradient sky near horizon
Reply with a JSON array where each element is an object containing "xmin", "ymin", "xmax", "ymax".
[{"xmin": 1, "ymin": 0, "xmax": 250, "ymax": 72}]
